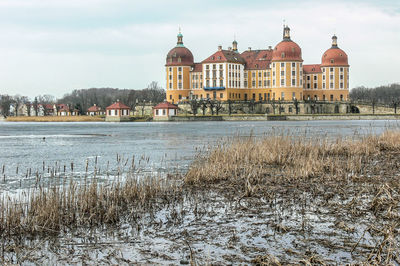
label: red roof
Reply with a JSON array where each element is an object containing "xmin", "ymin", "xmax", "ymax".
[
  {"xmin": 202, "ymin": 50, "xmax": 246, "ymax": 64},
  {"xmin": 193, "ymin": 63, "xmax": 202, "ymax": 72},
  {"xmin": 57, "ymin": 104, "xmax": 69, "ymax": 112},
  {"xmin": 44, "ymin": 104, "xmax": 54, "ymax": 110},
  {"xmin": 87, "ymin": 105, "xmax": 102, "ymax": 112},
  {"xmin": 153, "ymin": 102, "xmax": 178, "ymax": 110},
  {"xmin": 106, "ymin": 101, "xmax": 130, "ymax": 110},
  {"xmin": 321, "ymin": 47, "xmax": 349, "ymax": 67},
  {"xmin": 272, "ymin": 40, "xmax": 302, "ymax": 62},
  {"xmin": 303, "ymin": 64, "xmax": 322, "ymax": 73},
  {"xmin": 241, "ymin": 49, "xmax": 273, "ymax": 70},
  {"xmin": 166, "ymin": 46, "xmax": 194, "ymax": 66}
]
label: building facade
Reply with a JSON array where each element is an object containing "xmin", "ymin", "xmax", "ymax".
[{"xmin": 165, "ymin": 26, "xmax": 349, "ymax": 103}]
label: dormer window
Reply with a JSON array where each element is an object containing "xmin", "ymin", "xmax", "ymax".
[
  {"xmin": 178, "ymin": 57, "xmax": 181, "ymax": 62},
  {"xmin": 330, "ymin": 59, "xmax": 334, "ymax": 64},
  {"xmin": 312, "ymin": 68, "xmax": 315, "ymax": 71},
  {"xmin": 281, "ymin": 52, "xmax": 285, "ymax": 58},
  {"xmin": 218, "ymin": 56, "xmax": 221, "ymax": 60},
  {"xmin": 291, "ymin": 48, "xmax": 295, "ymax": 52},
  {"xmin": 211, "ymin": 56, "xmax": 215, "ymax": 60},
  {"xmin": 255, "ymin": 64, "xmax": 258, "ymax": 68}
]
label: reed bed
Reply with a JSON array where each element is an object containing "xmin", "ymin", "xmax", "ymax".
[{"xmin": 1, "ymin": 131, "xmax": 400, "ymax": 264}]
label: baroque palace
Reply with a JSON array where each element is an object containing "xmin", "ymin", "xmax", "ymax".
[{"xmin": 165, "ymin": 26, "xmax": 349, "ymax": 104}]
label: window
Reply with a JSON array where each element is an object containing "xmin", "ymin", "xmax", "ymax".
[
  {"xmin": 281, "ymin": 52, "xmax": 285, "ymax": 58},
  {"xmin": 252, "ymin": 72, "xmax": 256, "ymax": 78},
  {"xmin": 252, "ymin": 81, "xmax": 256, "ymax": 87},
  {"xmin": 330, "ymin": 83, "xmax": 334, "ymax": 89},
  {"xmin": 330, "ymin": 68, "xmax": 333, "ymax": 72},
  {"xmin": 178, "ymin": 67, "xmax": 182, "ymax": 71},
  {"xmin": 281, "ymin": 92, "xmax": 285, "ymax": 100},
  {"xmin": 323, "ymin": 75, "xmax": 326, "ymax": 80},
  {"xmin": 323, "ymin": 83, "xmax": 326, "ymax": 89},
  {"xmin": 220, "ymin": 93, "xmax": 223, "ymax": 98},
  {"xmin": 314, "ymin": 83, "xmax": 317, "ymax": 89},
  {"xmin": 169, "ymin": 67, "xmax": 172, "ymax": 72},
  {"xmin": 307, "ymin": 83, "xmax": 310, "ymax": 89},
  {"xmin": 330, "ymin": 75, "xmax": 334, "ymax": 80},
  {"xmin": 213, "ymin": 64, "xmax": 216, "ymax": 69},
  {"xmin": 264, "ymin": 80, "xmax": 267, "ymax": 87},
  {"xmin": 169, "ymin": 75, "xmax": 172, "ymax": 80},
  {"xmin": 281, "ymin": 71, "xmax": 285, "ymax": 76},
  {"xmin": 178, "ymin": 83, "xmax": 182, "ymax": 89},
  {"xmin": 206, "ymin": 65, "xmax": 209, "ymax": 70},
  {"xmin": 273, "ymin": 71, "xmax": 276, "ymax": 77},
  {"xmin": 340, "ymin": 75, "xmax": 344, "ymax": 80},
  {"xmin": 292, "ymin": 71, "xmax": 295, "ymax": 76},
  {"xmin": 213, "ymin": 80, "xmax": 217, "ymax": 87},
  {"xmin": 206, "ymin": 80, "xmax": 210, "ymax": 87},
  {"xmin": 220, "ymin": 80, "xmax": 223, "ymax": 87},
  {"xmin": 330, "ymin": 59, "xmax": 334, "ymax": 64},
  {"xmin": 281, "ymin": 79, "xmax": 285, "ymax": 86},
  {"xmin": 330, "ymin": 95, "xmax": 334, "ymax": 101},
  {"xmin": 206, "ymin": 93, "xmax": 210, "ymax": 99},
  {"xmin": 258, "ymin": 72, "xmax": 262, "ymax": 78},
  {"xmin": 273, "ymin": 80, "xmax": 275, "ymax": 86},
  {"xmin": 292, "ymin": 79, "xmax": 296, "ymax": 86},
  {"xmin": 292, "ymin": 63, "xmax": 295, "ymax": 67},
  {"xmin": 244, "ymin": 81, "xmax": 248, "ymax": 87},
  {"xmin": 281, "ymin": 63, "xmax": 285, "ymax": 68},
  {"xmin": 169, "ymin": 83, "xmax": 172, "ymax": 89},
  {"xmin": 267, "ymin": 80, "xmax": 270, "ymax": 86},
  {"xmin": 340, "ymin": 83, "xmax": 344, "ymax": 89},
  {"xmin": 258, "ymin": 80, "xmax": 262, "ymax": 87},
  {"xmin": 264, "ymin": 72, "xmax": 267, "ymax": 77},
  {"xmin": 252, "ymin": 93, "xmax": 256, "ymax": 100},
  {"xmin": 178, "ymin": 75, "xmax": 182, "ymax": 80},
  {"xmin": 179, "ymin": 94, "xmax": 182, "ymax": 100},
  {"xmin": 259, "ymin": 93, "xmax": 262, "ymax": 100},
  {"xmin": 220, "ymin": 71, "xmax": 223, "ymax": 77},
  {"xmin": 169, "ymin": 95, "xmax": 172, "ymax": 100},
  {"xmin": 307, "ymin": 76, "xmax": 310, "ymax": 81},
  {"xmin": 292, "ymin": 92, "xmax": 296, "ymax": 99}
]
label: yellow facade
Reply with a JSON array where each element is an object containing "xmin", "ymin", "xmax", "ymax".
[{"xmin": 166, "ymin": 28, "xmax": 349, "ymax": 103}]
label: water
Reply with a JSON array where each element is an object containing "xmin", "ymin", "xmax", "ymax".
[{"xmin": 0, "ymin": 120, "xmax": 398, "ymax": 183}]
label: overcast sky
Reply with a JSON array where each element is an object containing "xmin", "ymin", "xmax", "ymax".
[{"xmin": 0, "ymin": 0, "xmax": 399, "ymax": 98}]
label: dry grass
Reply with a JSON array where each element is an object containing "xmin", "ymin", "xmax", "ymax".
[
  {"xmin": 185, "ymin": 131, "xmax": 400, "ymax": 186},
  {"xmin": 1, "ymin": 130, "xmax": 400, "ymax": 264},
  {"xmin": 6, "ymin": 116, "xmax": 104, "ymax": 122},
  {"xmin": 0, "ymin": 175, "xmax": 181, "ymax": 238}
]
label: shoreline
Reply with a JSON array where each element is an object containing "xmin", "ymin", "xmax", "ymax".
[{"xmin": 3, "ymin": 113, "xmax": 400, "ymax": 122}]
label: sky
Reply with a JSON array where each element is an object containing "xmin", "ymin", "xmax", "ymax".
[{"xmin": 0, "ymin": 0, "xmax": 399, "ymax": 98}]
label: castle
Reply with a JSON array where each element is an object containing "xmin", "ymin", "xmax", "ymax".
[{"xmin": 165, "ymin": 26, "xmax": 349, "ymax": 104}]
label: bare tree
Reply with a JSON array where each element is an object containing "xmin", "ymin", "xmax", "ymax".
[
  {"xmin": 214, "ymin": 101, "xmax": 223, "ymax": 115},
  {"xmin": 189, "ymin": 99, "xmax": 200, "ymax": 116},
  {"xmin": 200, "ymin": 99, "xmax": 208, "ymax": 115},
  {"xmin": 207, "ymin": 99, "xmax": 216, "ymax": 115}
]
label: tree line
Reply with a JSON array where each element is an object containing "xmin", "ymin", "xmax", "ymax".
[
  {"xmin": 0, "ymin": 82, "xmax": 166, "ymax": 116},
  {"xmin": 349, "ymin": 83, "xmax": 400, "ymax": 105}
]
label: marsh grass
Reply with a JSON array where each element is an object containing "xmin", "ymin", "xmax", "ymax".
[{"xmin": 1, "ymin": 130, "xmax": 400, "ymax": 264}]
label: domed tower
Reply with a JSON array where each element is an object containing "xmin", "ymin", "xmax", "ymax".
[
  {"xmin": 321, "ymin": 35, "xmax": 349, "ymax": 101},
  {"xmin": 165, "ymin": 30, "xmax": 194, "ymax": 103},
  {"xmin": 271, "ymin": 25, "xmax": 303, "ymax": 101}
]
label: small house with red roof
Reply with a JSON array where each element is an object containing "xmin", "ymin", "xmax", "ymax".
[
  {"xmin": 105, "ymin": 100, "xmax": 131, "ymax": 122},
  {"xmin": 87, "ymin": 104, "xmax": 104, "ymax": 116},
  {"xmin": 153, "ymin": 102, "xmax": 178, "ymax": 121}
]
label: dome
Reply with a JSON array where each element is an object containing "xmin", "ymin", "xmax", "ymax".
[
  {"xmin": 166, "ymin": 31, "xmax": 194, "ymax": 66},
  {"xmin": 166, "ymin": 46, "xmax": 194, "ymax": 66},
  {"xmin": 272, "ymin": 40, "xmax": 302, "ymax": 61},
  {"xmin": 321, "ymin": 35, "xmax": 348, "ymax": 67},
  {"xmin": 271, "ymin": 25, "xmax": 302, "ymax": 62}
]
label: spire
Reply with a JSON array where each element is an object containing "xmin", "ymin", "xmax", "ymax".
[
  {"xmin": 177, "ymin": 27, "xmax": 184, "ymax": 47},
  {"xmin": 232, "ymin": 35, "xmax": 238, "ymax": 52},
  {"xmin": 283, "ymin": 24, "xmax": 291, "ymax": 41},
  {"xmin": 331, "ymin": 34, "xmax": 338, "ymax": 48}
]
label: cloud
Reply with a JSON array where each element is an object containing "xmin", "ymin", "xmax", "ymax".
[{"xmin": 0, "ymin": 0, "xmax": 398, "ymax": 98}]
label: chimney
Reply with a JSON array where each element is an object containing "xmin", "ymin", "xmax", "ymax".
[
  {"xmin": 268, "ymin": 46, "xmax": 272, "ymax": 50},
  {"xmin": 248, "ymin": 47, "xmax": 251, "ymax": 51},
  {"xmin": 228, "ymin": 47, "xmax": 232, "ymax": 51},
  {"xmin": 218, "ymin": 45, "xmax": 222, "ymax": 51}
]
